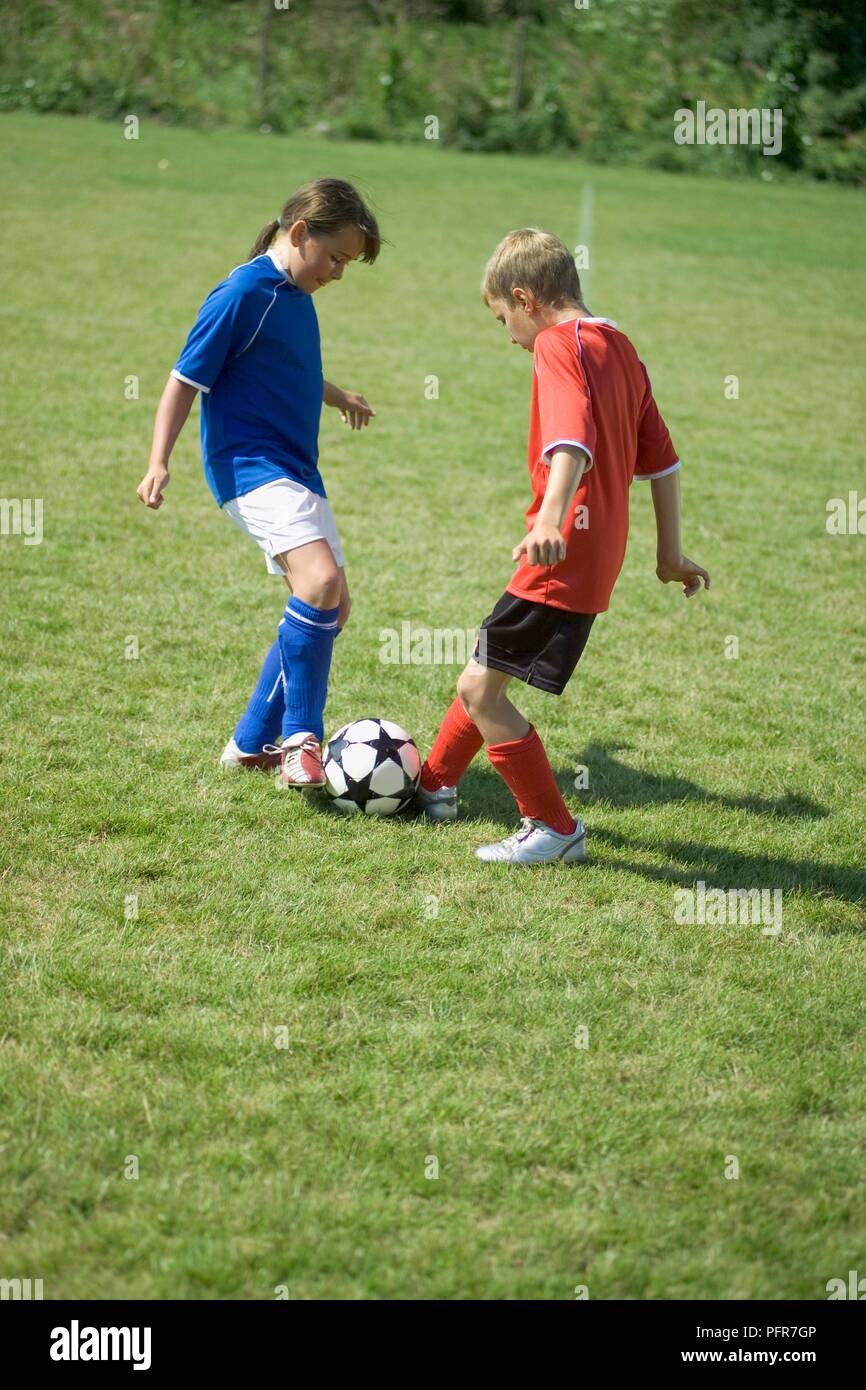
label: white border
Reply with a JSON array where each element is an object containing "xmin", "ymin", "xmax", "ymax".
[
  {"xmin": 281, "ymin": 603, "xmax": 340, "ymax": 631},
  {"xmin": 171, "ymin": 368, "xmax": 209, "ymax": 394},
  {"xmin": 542, "ymin": 438, "xmax": 594, "ymax": 472},
  {"xmin": 266, "ymin": 248, "xmax": 291, "ymax": 280},
  {"xmin": 633, "ymin": 459, "xmax": 682, "ymax": 481}
]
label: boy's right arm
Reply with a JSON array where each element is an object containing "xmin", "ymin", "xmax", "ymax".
[
  {"xmin": 136, "ymin": 376, "xmax": 199, "ymax": 509},
  {"xmin": 650, "ymin": 469, "xmax": 710, "ymax": 598}
]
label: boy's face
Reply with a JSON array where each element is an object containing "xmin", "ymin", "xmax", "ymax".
[
  {"xmin": 488, "ymin": 293, "xmax": 539, "ymax": 351},
  {"xmin": 287, "ymin": 222, "xmax": 365, "ymax": 294}
]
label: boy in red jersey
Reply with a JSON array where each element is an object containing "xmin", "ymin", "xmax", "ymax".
[{"xmin": 417, "ymin": 229, "xmax": 710, "ymax": 864}]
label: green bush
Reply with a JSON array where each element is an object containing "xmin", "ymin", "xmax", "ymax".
[{"xmin": 1, "ymin": 0, "xmax": 864, "ymax": 184}]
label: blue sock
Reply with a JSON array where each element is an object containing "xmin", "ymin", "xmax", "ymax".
[
  {"xmin": 278, "ymin": 596, "xmax": 340, "ymax": 743},
  {"xmin": 232, "ymin": 640, "xmax": 285, "ymax": 753}
]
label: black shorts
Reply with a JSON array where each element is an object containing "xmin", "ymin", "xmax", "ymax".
[{"xmin": 472, "ymin": 592, "xmax": 596, "ymax": 695}]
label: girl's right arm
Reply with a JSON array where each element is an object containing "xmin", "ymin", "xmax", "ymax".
[{"xmin": 136, "ymin": 376, "xmax": 199, "ymax": 509}]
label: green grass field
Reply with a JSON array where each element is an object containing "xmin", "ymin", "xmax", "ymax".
[{"xmin": 1, "ymin": 112, "xmax": 865, "ymax": 1300}]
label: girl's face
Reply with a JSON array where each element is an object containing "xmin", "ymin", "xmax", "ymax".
[{"xmin": 284, "ymin": 221, "xmax": 365, "ymax": 294}]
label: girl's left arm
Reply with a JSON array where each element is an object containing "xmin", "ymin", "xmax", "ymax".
[{"xmin": 323, "ymin": 379, "xmax": 376, "ymax": 431}]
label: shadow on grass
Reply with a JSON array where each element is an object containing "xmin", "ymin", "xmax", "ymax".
[
  {"xmin": 455, "ymin": 759, "xmax": 864, "ymax": 913},
  {"xmin": 305, "ymin": 751, "xmax": 862, "ymax": 911},
  {"xmin": 458, "ymin": 745, "xmax": 828, "ymax": 830},
  {"xmin": 573, "ymin": 742, "xmax": 829, "ymax": 821},
  {"xmin": 589, "ymin": 825, "xmax": 866, "ymax": 917}
]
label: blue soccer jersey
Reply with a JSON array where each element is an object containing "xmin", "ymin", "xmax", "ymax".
[{"xmin": 172, "ymin": 251, "xmax": 325, "ymax": 506}]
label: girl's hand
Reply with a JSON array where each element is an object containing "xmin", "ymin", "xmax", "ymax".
[
  {"xmin": 338, "ymin": 391, "xmax": 376, "ymax": 430},
  {"xmin": 656, "ymin": 553, "xmax": 710, "ymax": 598},
  {"xmin": 512, "ymin": 522, "xmax": 567, "ymax": 567},
  {"xmin": 137, "ymin": 464, "xmax": 170, "ymax": 509}
]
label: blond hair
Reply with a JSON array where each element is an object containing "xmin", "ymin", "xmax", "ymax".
[
  {"xmin": 481, "ymin": 228, "xmax": 584, "ymax": 310},
  {"xmin": 248, "ymin": 178, "xmax": 381, "ymax": 262}
]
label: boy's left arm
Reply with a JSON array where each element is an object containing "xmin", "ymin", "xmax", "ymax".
[
  {"xmin": 513, "ymin": 446, "xmax": 589, "ymax": 566},
  {"xmin": 634, "ymin": 366, "xmax": 709, "ymax": 598},
  {"xmin": 323, "ymin": 379, "xmax": 376, "ymax": 430},
  {"xmin": 650, "ymin": 469, "xmax": 710, "ymax": 598}
]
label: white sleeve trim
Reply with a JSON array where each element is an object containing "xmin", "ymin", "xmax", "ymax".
[
  {"xmin": 634, "ymin": 459, "xmax": 681, "ymax": 482},
  {"xmin": 171, "ymin": 368, "xmax": 209, "ymax": 394},
  {"xmin": 542, "ymin": 438, "xmax": 594, "ymax": 472}
]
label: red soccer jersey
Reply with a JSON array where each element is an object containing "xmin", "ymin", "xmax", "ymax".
[{"xmin": 506, "ymin": 317, "xmax": 680, "ymax": 614}]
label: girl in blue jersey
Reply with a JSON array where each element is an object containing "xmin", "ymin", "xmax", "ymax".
[{"xmin": 136, "ymin": 179, "xmax": 380, "ymax": 787}]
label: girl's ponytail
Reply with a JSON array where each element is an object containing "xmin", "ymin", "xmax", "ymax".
[
  {"xmin": 248, "ymin": 219, "xmax": 281, "ymax": 259},
  {"xmin": 247, "ymin": 180, "xmax": 381, "ymax": 267}
]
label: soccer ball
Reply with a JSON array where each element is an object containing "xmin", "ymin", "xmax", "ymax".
[{"xmin": 323, "ymin": 718, "xmax": 421, "ymax": 816}]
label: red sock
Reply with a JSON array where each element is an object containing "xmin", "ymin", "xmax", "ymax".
[
  {"xmin": 421, "ymin": 698, "xmax": 484, "ymax": 791},
  {"xmin": 486, "ymin": 725, "xmax": 576, "ymax": 836}
]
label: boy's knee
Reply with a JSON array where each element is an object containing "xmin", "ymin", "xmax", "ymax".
[
  {"xmin": 456, "ymin": 665, "xmax": 487, "ymax": 717},
  {"xmin": 455, "ymin": 667, "xmax": 473, "ymax": 711}
]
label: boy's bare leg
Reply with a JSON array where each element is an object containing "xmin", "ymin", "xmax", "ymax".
[
  {"xmin": 456, "ymin": 661, "xmax": 528, "ymax": 745},
  {"xmin": 454, "ymin": 659, "xmax": 581, "ymax": 848},
  {"xmin": 418, "ymin": 662, "xmax": 526, "ymax": 817}
]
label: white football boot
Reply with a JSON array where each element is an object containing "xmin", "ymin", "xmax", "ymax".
[
  {"xmin": 220, "ymin": 737, "xmax": 282, "ymax": 770},
  {"xmin": 475, "ymin": 816, "xmax": 588, "ymax": 865},
  {"xmin": 416, "ymin": 783, "xmax": 459, "ymax": 822}
]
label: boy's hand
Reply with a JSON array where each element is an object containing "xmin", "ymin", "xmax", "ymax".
[
  {"xmin": 338, "ymin": 391, "xmax": 376, "ymax": 430},
  {"xmin": 656, "ymin": 553, "xmax": 710, "ymax": 598},
  {"xmin": 137, "ymin": 465, "xmax": 170, "ymax": 509},
  {"xmin": 513, "ymin": 522, "xmax": 567, "ymax": 567}
]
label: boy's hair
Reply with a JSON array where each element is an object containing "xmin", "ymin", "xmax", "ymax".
[
  {"xmin": 249, "ymin": 178, "xmax": 381, "ymax": 262},
  {"xmin": 481, "ymin": 228, "xmax": 583, "ymax": 310}
]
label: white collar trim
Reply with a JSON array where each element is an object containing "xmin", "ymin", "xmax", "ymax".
[{"xmin": 266, "ymin": 248, "xmax": 296, "ymax": 285}]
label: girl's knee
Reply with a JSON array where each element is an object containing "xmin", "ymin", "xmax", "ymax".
[
  {"xmin": 298, "ymin": 566, "xmax": 342, "ymax": 610},
  {"xmin": 338, "ymin": 587, "xmax": 351, "ymax": 629},
  {"xmin": 279, "ymin": 542, "xmax": 342, "ymax": 611},
  {"xmin": 321, "ymin": 571, "xmax": 343, "ymax": 610}
]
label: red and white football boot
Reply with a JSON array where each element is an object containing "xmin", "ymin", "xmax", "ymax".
[{"xmin": 274, "ymin": 732, "xmax": 327, "ymax": 790}]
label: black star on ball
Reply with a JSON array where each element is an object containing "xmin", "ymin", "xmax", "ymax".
[
  {"xmin": 365, "ymin": 724, "xmax": 408, "ymax": 764},
  {"xmin": 327, "ymin": 735, "xmax": 349, "ymax": 764},
  {"xmin": 342, "ymin": 772, "xmax": 374, "ymax": 808}
]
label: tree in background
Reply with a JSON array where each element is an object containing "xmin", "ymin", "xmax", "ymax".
[{"xmin": 1, "ymin": 0, "xmax": 864, "ymax": 183}]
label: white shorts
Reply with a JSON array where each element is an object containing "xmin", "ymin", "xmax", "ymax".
[{"xmin": 222, "ymin": 477, "xmax": 345, "ymax": 575}]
